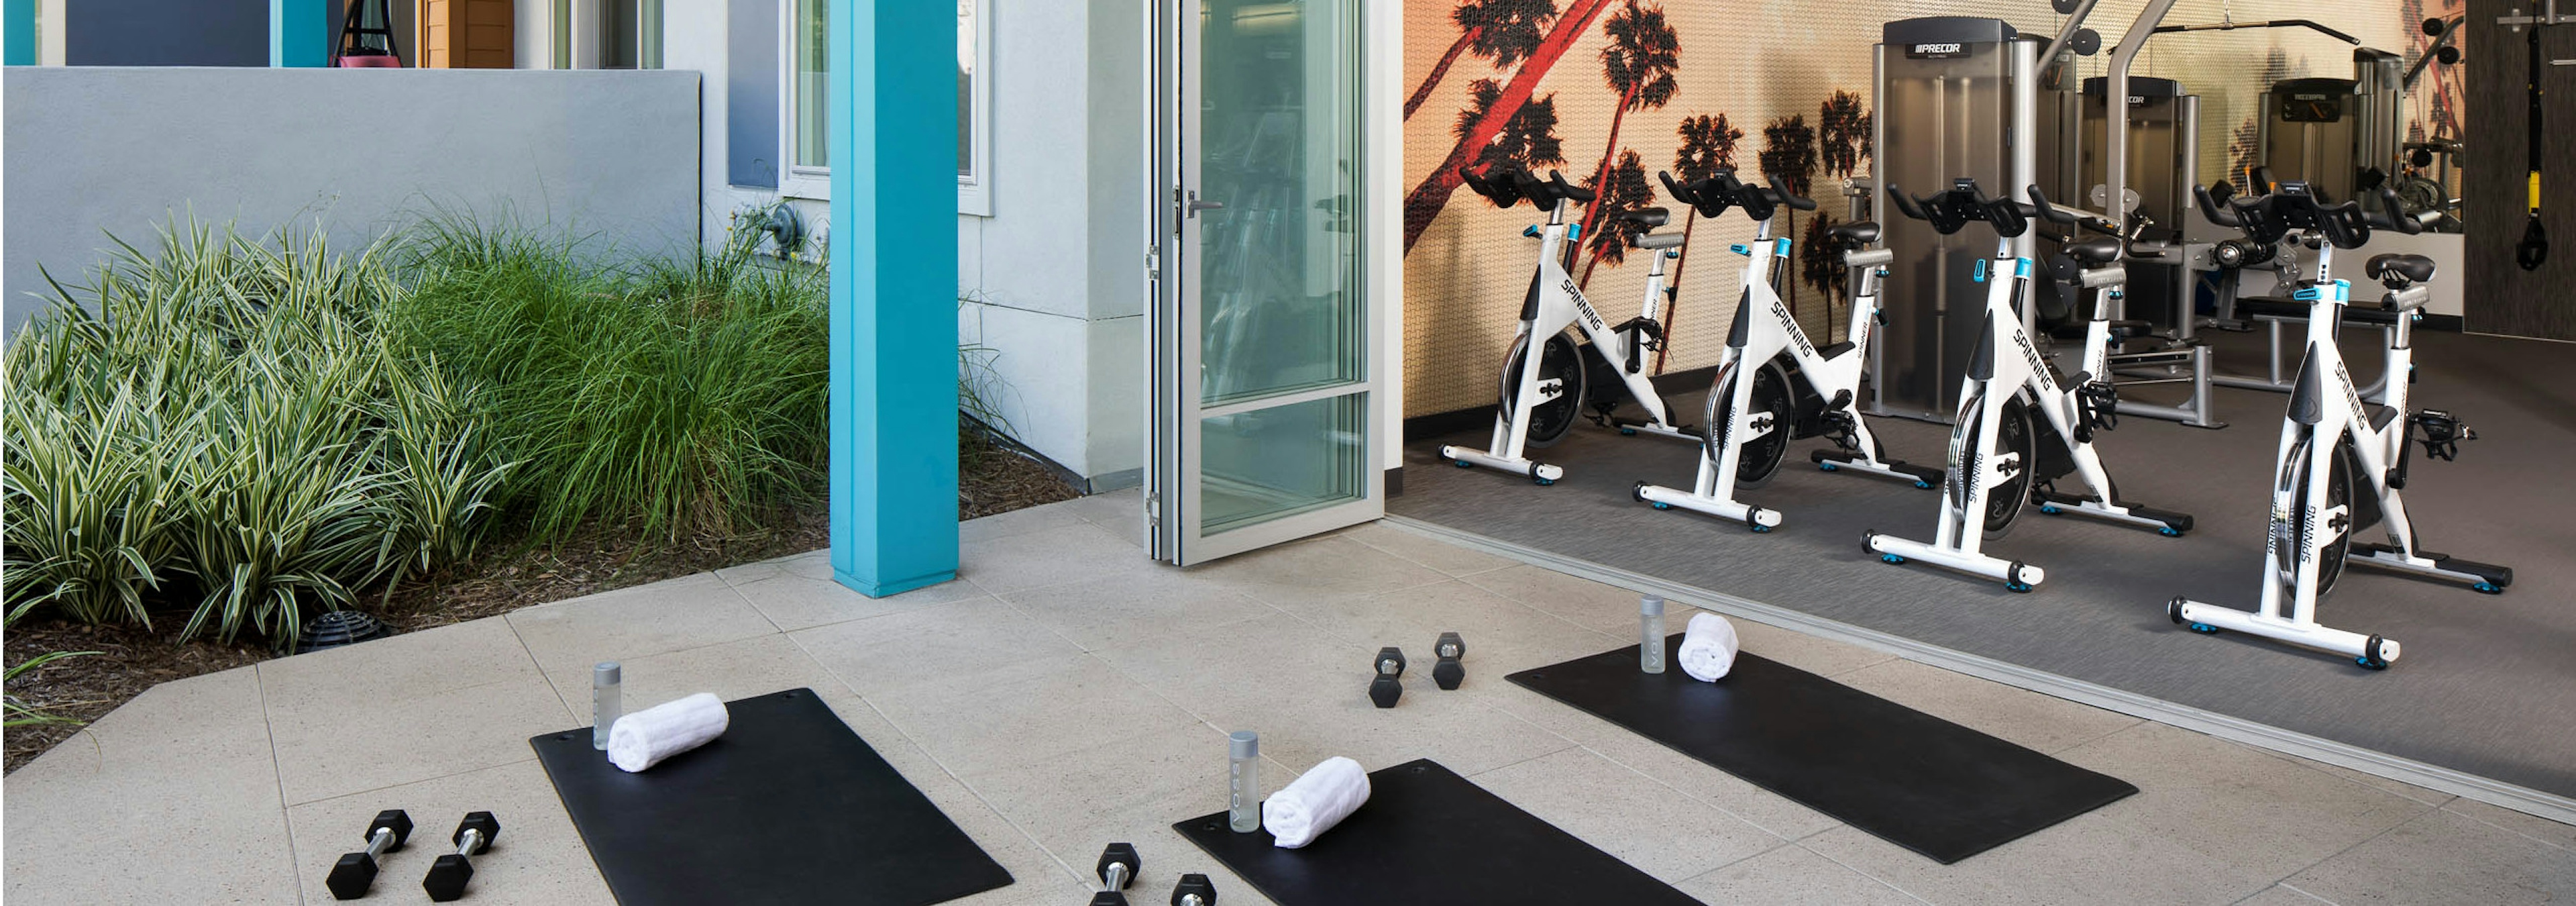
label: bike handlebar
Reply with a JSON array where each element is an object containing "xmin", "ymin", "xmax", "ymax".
[
  {"xmin": 1884, "ymin": 179, "xmax": 2032, "ymax": 238},
  {"xmin": 1660, "ymin": 168, "xmax": 1810, "ymax": 223},
  {"xmin": 1462, "ymin": 165, "xmax": 1595, "ymax": 209}
]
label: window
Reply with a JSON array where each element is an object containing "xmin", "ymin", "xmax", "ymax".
[
  {"xmin": 957, "ymin": 0, "xmax": 992, "ymax": 215},
  {"xmin": 780, "ymin": 0, "xmax": 992, "ymax": 211},
  {"xmin": 780, "ymin": 0, "xmax": 831, "ymax": 199}
]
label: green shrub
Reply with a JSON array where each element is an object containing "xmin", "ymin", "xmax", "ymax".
[
  {"xmin": 1, "ymin": 221, "xmax": 512, "ymax": 644},
  {"xmin": 395, "ymin": 214, "xmax": 829, "ymax": 541}
]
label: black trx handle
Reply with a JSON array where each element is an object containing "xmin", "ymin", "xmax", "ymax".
[{"xmin": 2519, "ymin": 22, "xmax": 2550, "ymax": 271}]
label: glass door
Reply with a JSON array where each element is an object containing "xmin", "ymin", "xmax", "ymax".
[{"xmin": 1150, "ymin": 0, "xmax": 1379, "ymax": 565}]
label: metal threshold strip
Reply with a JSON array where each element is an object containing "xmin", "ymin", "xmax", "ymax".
[{"xmin": 1380, "ymin": 515, "xmax": 2576, "ymax": 827}]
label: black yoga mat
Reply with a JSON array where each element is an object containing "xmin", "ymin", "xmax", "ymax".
[
  {"xmin": 530, "ymin": 688, "xmax": 1014, "ymax": 906},
  {"xmin": 1173, "ymin": 759, "xmax": 1703, "ymax": 906},
  {"xmin": 1507, "ymin": 638, "xmax": 2137, "ymax": 863}
]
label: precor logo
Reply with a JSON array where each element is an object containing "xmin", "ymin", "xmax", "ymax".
[{"xmin": 1913, "ymin": 42, "xmax": 1964, "ymax": 54}]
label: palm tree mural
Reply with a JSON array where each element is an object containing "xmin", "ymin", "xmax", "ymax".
[
  {"xmin": 1571, "ymin": 0, "xmax": 1678, "ymax": 287},
  {"xmin": 1457, "ymin": 79, "xmax": 1567, "ymax": 174},
  {"xmin": 1580, "ymin": 152, "xmax": 1656, "ymax": 284},
  {"xmin": 1653, "ymin": 113, "xmax": 1742, "ymax": 372},
  {"xmin": 1800, "ymin": 213, "xmax": 1849, "ymax": 338},
  {"xmin": 1817, "ymin": 90, "xmax": 1871, "ymax": 181},
  {"xmin": 1758, "ymin": 114, "xmax": 1819, "ymax": 328},
  {"xmin": 1405, "ymin": 0, "xmax": 1615, "ymax": 254},
  {"xmin": 1407, "ymin": 0, "xmax": 1563, "ymax": 121}
]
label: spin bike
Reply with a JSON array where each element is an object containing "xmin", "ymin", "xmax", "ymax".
[
  {"xmin": 1440, "ymin": 166, "xmax": 1698, "ymax": 484},
  {"xmin": 1631, "ymin": 170, "xmax": 1941, "ymax": 530},
  {"xmin": 1864, "ymin": 180, "xmax": 2194, "ymax": 591},
  {"xmin": 2167, "ymin": 180, "xmax": 2510, "ymax": 669}
]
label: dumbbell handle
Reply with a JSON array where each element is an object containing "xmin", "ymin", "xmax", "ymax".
[
  {"xmin": 454, "ymin": 828, "xmax": 488, "ymax": 858},
  {"xmin": 1179, "ymin": 897, "xmax": 1208, "ymax": 906},
  {"xmin": 1102, "ymin": 863, "xmax": 1130, "ymax": 891},
  {"xmin": 1377, "ymin": 659, "xmax": 1399, "ymax": 674},
  {"xmin": 361, "ymin": 827, "xmax": 398, "ymax": 861}
]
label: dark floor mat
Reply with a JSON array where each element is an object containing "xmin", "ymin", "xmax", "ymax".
[
  {"xmin": 531, "ymin": 688, "xmax": 1014, "ymax": 906},
  {"xmin": 1173, "ymin": 759, "xmax": 1704, "ymax": 906},
  {"xmin": 1509, "ymin": 639, "xmax": 2137, "ymax": 863}
]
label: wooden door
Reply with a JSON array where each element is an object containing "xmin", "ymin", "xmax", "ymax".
[{"xmin": 420, "ymin": 0, "xmax": 515, "ymax": 68}]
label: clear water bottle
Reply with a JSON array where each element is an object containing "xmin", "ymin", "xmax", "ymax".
[
  {"xmin": 592, "ymin": 662, "xmax": 622, "ymax": 750},
  {"xmin": 1228, "ymin": 731, "xmax": 1261, "ymax": 832},
  {"xmin": 1640, "ymin": 596, "xmax": 1666, "ymax": 674}
]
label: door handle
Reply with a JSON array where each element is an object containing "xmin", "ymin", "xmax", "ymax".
[{"xmin": 1187, "ymin": 192, "xmax": 1224, "ymax": 215}]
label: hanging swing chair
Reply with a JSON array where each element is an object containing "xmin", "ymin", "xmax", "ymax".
[{"xmin": 333, "ymin": 0, "xmax": 405, "ymax": 68}]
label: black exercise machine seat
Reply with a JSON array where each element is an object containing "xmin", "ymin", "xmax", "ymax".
[
  {"xmin": 2066, "ymin": 236, "xmax": 2123, "ymax": 265},
  {"xmin": 1827, "ymin": 221, "xmax": 1882, "ymax": 248},
  {"xmin": 2365, "ymin": 253, "xmax": 2436, "ymax": 285},
  {"xmin": 1615, "ymin": 207, "xmax": 1670, "ymax": 229}
]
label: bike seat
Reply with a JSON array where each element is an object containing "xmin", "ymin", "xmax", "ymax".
[
  {"xmin": 2365, "ymin": 253, "xmax": 2435, "ymax": 285},
  {"xmin": 1615, "ymin": 207, "xmax": 1671, "ymax": 229},
  {"xmin": 2067, "ymin": 236, "xmax": 2123, "ymax": 265},
  {"xmin": 1825, "ymin": 221, "xmax": 1880, "ymax": 248}
]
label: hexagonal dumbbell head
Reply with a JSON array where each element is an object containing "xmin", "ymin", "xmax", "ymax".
[
  {"xmin": 1096, "ymin": 842, "xmax": 1140, "ymax": 891},
  {"xmin": 423, "ymin": 812, "xmax": 500, "ymax": 902},
  {"xmin": 1368, "ymin": 646, "xmax": 1406, "ymax": 708},
  {"xmin": 326, "ymin": 809, "xmax": 413, "ymax": 900},
  {"xmin": 1089, "ymin": 894, "xmax": 1131, "ymax": 906},
  {"xmin": 1431, "ymin": 632, "xmax": 1466, "ymax": 691},
  {"xmin": 1173, "ymin": 872, "xmax": 1220, "ymax": 906}
]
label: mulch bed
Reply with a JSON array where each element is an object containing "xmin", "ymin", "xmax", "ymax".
[{"xmin": 3, "ymin": 436, "xmax": 1078, "ymax": 774}]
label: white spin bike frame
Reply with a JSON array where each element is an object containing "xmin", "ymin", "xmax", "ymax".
[
  {"xmin": 2169, "ymin": 201, "xmax": 2508, "ymax": 667},
  {"xmin": 1632, "ymin": 211, "xmax": 1932, "ymax": 529},
  {"xmin": 1441, "ymin": 193, "xmax": 1693, "ymax": 483},
  {"xmin": 1866, "ymin": 183, "xmax": 2192, "ymax": 591}
]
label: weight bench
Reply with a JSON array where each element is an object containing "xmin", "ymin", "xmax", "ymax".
[{"xmin": 2211, "ymin": 297, "xmax": 2401, "ymax": 396}]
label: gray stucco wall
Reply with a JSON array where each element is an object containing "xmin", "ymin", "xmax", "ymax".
[{"xmin": 3, "ymin": 66, "xmax": 701, "ymax": 332}]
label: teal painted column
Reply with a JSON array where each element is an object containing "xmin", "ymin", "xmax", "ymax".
[
  {"xmin": 4, "ymin": 0, "xmax": 34, "ymax": 65},
  {"xmin": 271, "ymin": 0, "xmax": 331, "ymax": 66},
  {"xmin": 828, "ymin": 0, "xmax": 961, "ymax": 596}
]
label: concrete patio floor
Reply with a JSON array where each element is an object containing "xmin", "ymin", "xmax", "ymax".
[{"xmin": 6, "ymin": 489, "xmax": 2572, "ymax": 905}]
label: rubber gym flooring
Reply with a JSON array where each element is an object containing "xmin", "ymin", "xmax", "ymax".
[{"xmin": 1394, "ymin": 326, "xmax": 2576, "ymax": 800}]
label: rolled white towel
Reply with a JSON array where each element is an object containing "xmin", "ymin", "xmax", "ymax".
[
  {"xmin": 606, "ymin": 693, "xmax": 730, "ymax": 772},
  {"xmin": 1677, "ymin": 611, "xmax": 1740, "ymax": 682},
  {"xmin": 1262, "ymin": 756, "xmax": 1371, "ymax": 849}
]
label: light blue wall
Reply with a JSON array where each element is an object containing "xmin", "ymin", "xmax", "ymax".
[
  {"xmin": 827, "ymin": 0, "xmax": 961, "ymax": 597},
  {"xmin": 2, "ymin": 66, "xmax": 702, "ymax": 333}
]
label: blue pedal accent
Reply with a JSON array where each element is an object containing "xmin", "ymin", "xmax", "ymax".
[
  {"xmin": 1652, "ymin": 502, "xmax": 1670, "ymax": 509},
  {"xmin": 1881, "ymin": 554, "xmax": 1907, "ymax": 564},
  {"xmin": 1751, "ymin": 524, "xmax": 1771, "ymax": 533},
  {"xmin": 2190, "ymin": 623, "xmax": 2218, "ymax": 634},
  {"xmin": 2475, "ymin": 581, "xmax": 2500, "ymax": 594},
  {"xmin": 1915, "ymin": 481, "xmax": 1933, "ymax": 489},
  {"xmin": 1819, "ymin": 462, "xmax": 1839, "ymax": 471},
  {"xmin": 1619, "ymin": 427, "xmax": 1637, "ymax": 436},
  {"xmin": 2041, "ymin": 505, "xmax": 2060, "ymax": 515},
  {"xmin": 2006, "ymin": 581, "xmax": 2032, "ymax": 593},
  {"xmin": 1455, "ymin": 460, "xmax": 1472, "ymax": 468},
  {"xmin": 2160, "ymin": 526, "xmax": 2180, "ymax": 537},
  {"xmin": 1536, "ymin": 478, "xmax": 1556, "ymax": 485}
]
